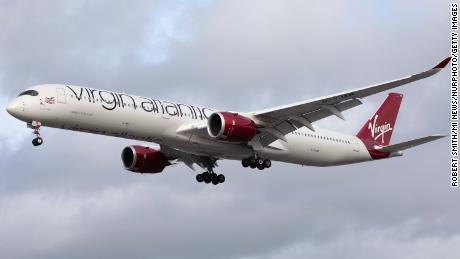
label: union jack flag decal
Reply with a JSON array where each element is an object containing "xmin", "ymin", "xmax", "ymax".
[{"xmin": 45, "ymin": 97, "xmax": 55, "ymax": 104}]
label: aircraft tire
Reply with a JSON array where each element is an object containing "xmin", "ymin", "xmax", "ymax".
[
  {"xmin": 203, "ymin": 172, "xmax": 212, "ymax": 183},
  {"xmin": 218, "ymin": 174, "xmax": 225, "ymax": 183},
  {"xmin": 242, "ymin": 159, "xmax": 250, "ymax": 167},
  {"xmin": 263, "ymin": 159, "xmax": 271, "ymax": 168},
  {"xmin": 196, "ymin": 174, "xmax": 204, "ymax": 182}
]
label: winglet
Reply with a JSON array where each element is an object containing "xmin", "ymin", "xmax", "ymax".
[{"xmin": 433, "ymin": 57, "xmax": 452, "ymax": 69}]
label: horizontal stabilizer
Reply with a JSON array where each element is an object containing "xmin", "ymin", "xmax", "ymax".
[{"xmin": 376, "ymin": 135, "xmax": 446, "ymax": 153}]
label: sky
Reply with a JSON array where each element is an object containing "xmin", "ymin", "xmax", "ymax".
[{"xmin": 0, "ymin": 1, "xmax": 458, "ymax": 258}]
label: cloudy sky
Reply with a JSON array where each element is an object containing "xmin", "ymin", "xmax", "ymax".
[{"xmin": 0, "ymin": 1, "xmax": 457, "ymax": 258}]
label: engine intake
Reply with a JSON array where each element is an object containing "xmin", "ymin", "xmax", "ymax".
[
  {"xmin": 207, "ymin": 112, "xmax": 257, "ymax": 142},
  {"xmin": 121, "ymin": 145, "xmax": 170, "ymax": 174}
]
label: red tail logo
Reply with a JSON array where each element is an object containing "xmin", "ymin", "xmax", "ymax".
[
  {"xmin": 368, "ymin": 114, "xmax": 393, "ymax": 143},
  {"xmin": 357, "ymin": 93, "xmax": 403, "ymax": 146}
]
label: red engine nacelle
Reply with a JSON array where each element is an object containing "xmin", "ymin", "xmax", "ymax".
[
  {"xmin": 121, "ymin": 145, "xmax": 170, "ymax": 174},
  {"xmin": 207, "ymin": 112, "xmax": 257, "ymax": 142}
]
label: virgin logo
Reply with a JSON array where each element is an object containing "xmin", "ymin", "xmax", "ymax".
[{"xmin": 368, "ymin": 115, "xmax": 392, "ymax": 143}]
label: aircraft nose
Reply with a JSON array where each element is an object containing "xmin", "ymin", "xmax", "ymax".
[{"xmin": 6, "ymin": 100, "xmax": 20, "ymax": 117}]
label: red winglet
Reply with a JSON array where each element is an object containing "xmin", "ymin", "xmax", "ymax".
[{"xmin": 433, "ymin": 56, "xmax": 452, "ymax": 69}]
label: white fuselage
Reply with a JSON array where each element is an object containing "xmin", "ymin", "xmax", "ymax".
[{"xmin": 7, "ymin": 84, "xmax": 373, "ymax": 166}]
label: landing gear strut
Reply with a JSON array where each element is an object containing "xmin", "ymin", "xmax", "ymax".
[
  {"xmin": 242, "ymin": 156, "xmax": 271, "ymax": 170},
  {"xmin": 28, "ymin": 121, "xmax": 43, "ymax": 147}
]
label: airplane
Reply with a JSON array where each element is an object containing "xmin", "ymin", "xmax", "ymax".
[{"xmin": 6, "ymin": 57, "xmax": 451, "ymax": 185}]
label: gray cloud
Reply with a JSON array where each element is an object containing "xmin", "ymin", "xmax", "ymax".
[{"xmin": 0, "ymin": 1, "xmax": 458, "ymax": 259}]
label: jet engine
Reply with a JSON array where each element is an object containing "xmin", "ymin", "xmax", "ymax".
[
  {"xmin": 121, "ymin": 145, "xmax": 170, "ymax": 173},
  {"xmin": 207, "ymin": 112, "xmax": 257, "ymax": 142}
]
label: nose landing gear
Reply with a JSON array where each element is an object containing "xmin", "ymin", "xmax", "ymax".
[{"xmin": 28, "ymin": 121, "xmax": 43, "ymax": 147}]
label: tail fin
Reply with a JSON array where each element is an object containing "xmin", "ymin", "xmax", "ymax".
[{"xmin": 356, "ymin": 93, "xmax": 403, "ymax": 146}]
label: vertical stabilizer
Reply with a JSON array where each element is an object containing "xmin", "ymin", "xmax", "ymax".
[{"xmin": 356, "ymin": 93, "xmax": 403, "ymax": 146}]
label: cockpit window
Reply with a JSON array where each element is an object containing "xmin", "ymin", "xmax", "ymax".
[{"xmin": 18, "ymin": 90, "xmax": 39, "ymax": 97}]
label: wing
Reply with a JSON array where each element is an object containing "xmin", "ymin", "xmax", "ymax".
[
  {"xmin": 160, "ymin": 144, "xmax": 217, "ymax": 171},
  {"xmin": 251, "ymin": 57, "xmax": 451, "ymax": 146},
  {"xmin": 176, "ymin": 121, "xmax": 209, "ymax": 139},
  {"xmin": 377, "ymin": 135, "xmax": 446, "ymax": 153}
]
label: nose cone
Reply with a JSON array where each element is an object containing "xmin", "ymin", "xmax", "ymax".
[{"xmin": 6, "ymin": 100, "xmax": 21, "ymax": 118}]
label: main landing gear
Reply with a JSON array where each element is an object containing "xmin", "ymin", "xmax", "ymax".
[
  {"xmin": 28, "ymin": 121, "xmax": 43, "ymax": 147},
  {"xmin": 196, "ymin": 170, "xmax": 225, "ymax": 185},
  {"xmin": 241, "ymin": 156, "xmax": 272, "ymax": 170}
]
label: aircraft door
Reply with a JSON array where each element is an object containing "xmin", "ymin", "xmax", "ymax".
[
  {"xmin": 352, "ymin": 138, "xmax": 361, "ymax": 153},
  {"xmin": 56, "ymin": 88, "xmax": 66, "ymax": 104}
]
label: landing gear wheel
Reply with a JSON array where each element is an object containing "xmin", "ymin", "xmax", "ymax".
[
  {"xmin": 256, "ymin": 157, "xmax": 264, "ymax": 167},
  {"xmin": 203, "ymin": 172, "xmax": 212, "ymax": 184},
  {"xmin": 242, "ymin": 158, "xmax": 250, "ymax": 168},
  {"xmin": 218, "ymin": 174, "xmax": 225, "ymax": 183},
  {"xmin": 212, "ymin": 179, "xmax": 219, "ymax": 185},
  {"xmin": 211, "ymin": 172, "xmax": 218, "ymax": 181},
  {"xmin": 263, "ymin": 159, "xmax": 271, "ymax": 168},
  {"xmin": 249, "ymin": 157, "xmax": 257, "ymax": 169},
  {"xmin": 196, "ymin": 174, "xmax": 204, "ymax": 182},
  {"xmin": 257, "ymin": 164, "xmax": 265, "ymax": 170},
  {"xmin": 32, "ymin": 137, "xmax": 43, "ymax": 146}
]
